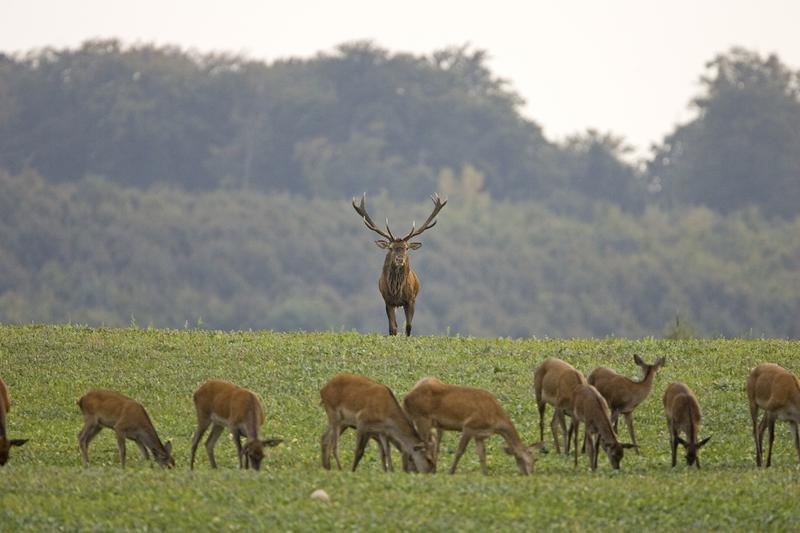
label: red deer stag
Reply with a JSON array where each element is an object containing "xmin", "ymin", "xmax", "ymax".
[
  {"xmin": 0, "ymin": 377, "xmax": 28, "ymax": 466},
  {"xmin": 77, "ymin": 389, "xmax": 175, "ymax": 468},
  {"xmin": 403, "ymin": 377, "xmax": 542, "ymax": 475},
  {"xmin": 319, "ymin": 374, "xmax": 434, "ymax": 473},
  {"xmin": 588, "ymin": 355, "xmax": 665, "ymax": 453},
  {"xmin": 352, "ymin": 192, "xmax": 447, "ymax": 336},
  {"xmin": 747, "ymin": 363, "xmax": 800, "ymax": 467},
  {"xmin": 663, "ymin": 382, "xmax": 711, "ymax": 468},
  {"xmin": 190, "ymin": 380, "xmax": 282, "ymax": 471}
]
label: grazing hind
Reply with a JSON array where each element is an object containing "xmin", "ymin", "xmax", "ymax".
[
  {"xmin": 77, "ymin": 389, "xmax": 174, "ymax": 468},
  {"xmin": 190, "ymin": 379, "xmax": 282, "ymax": 471},
  {"xmin": 663, "ymin": 382, "xmax": 711, "ymax": 468}
]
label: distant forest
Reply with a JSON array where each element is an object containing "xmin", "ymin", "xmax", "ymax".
[{"xmin": 1, "ymin": 41, "xmax": 799, "ymax": 337}]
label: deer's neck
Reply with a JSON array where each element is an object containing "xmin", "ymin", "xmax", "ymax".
[
  {"xmin": 243, "ymin": 401, "xmax": 262, "ymax": 443},
  {"xmin": 498, "ymin": 421, "xmax": 525, "ymax": 455},
  {"xmin": 383, "ymin": 258, "xmax": 411, "ymax": 297},
  {"xmin": 628, "ymin": 368, "xmax": 657, "ymax": 406},
  {"xmin": 594, "ymin": 397, "xmax": 620, "ymax": 445},
  {"xmin": 139, "ymin": 425, "xmax": 168, "ymax": 454},
  {"xmin": 686, "ymin": 401, "xmax": 699, "ymax": 444}
]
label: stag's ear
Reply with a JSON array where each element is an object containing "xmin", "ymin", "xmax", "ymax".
[
  {"xmin": 375, "ymin": 240, "xmax": 390, "ymax": 249},
  {"xmin": 408, "ymin": 242, "xmax": 422, "ymax": 250}
]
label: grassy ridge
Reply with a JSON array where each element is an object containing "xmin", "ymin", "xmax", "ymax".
[{"xmin": 1, "ymin": 325, "xmax": 798, "ymax": 531}]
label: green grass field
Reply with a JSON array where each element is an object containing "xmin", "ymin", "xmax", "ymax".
[{"xmin": 1, "ymin": 325, "xmax": 798, "ymax": 531}]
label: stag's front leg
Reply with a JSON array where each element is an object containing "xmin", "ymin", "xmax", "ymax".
[
  {"xmin": 385, "ymin": 304, "xmax": 398, "ymax": 336},
  {"xmin": 403, "ymin": 301, "xmax": 415, "ymax": 337}
]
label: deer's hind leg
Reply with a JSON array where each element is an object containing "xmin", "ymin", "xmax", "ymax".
[{"xmin": 78, "ymin": 418, "xmax": 103, "ymax": 467}]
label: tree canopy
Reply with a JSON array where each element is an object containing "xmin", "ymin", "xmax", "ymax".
[{"xmin": 0, "ymin": 42, "xmax": 799, "ymax": 337}]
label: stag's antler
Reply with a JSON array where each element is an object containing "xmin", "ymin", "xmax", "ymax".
[
  {"xmin": 401, "ymin": 193, "xmax": 448, "ymax": 241},
  {"xmin": 352, "ymin": 193, "xmax": 394, "ymax": 240}
]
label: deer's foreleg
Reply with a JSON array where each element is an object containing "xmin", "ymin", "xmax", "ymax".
[
  {"xmin": 385, "ymin": 304, "xmax": 398, "ymax": 336},
  {"xmin": 403, "ymin": 301, "xmax": 415, "ymax": 337}
]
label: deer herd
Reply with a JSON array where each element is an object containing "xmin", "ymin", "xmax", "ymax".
[
  {"xmin": 0, "ymin": 195, "xmax": 799, "ymax": 474},
  {"xmin": 5, "ymin": 355, "xmax": 798, "ymax": 474}
]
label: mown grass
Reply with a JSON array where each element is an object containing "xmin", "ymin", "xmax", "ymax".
[{"xmin": 1, "ymin": 325, "xmax": 798, "ymax": 531}]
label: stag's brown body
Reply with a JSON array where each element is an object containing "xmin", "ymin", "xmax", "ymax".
[
  {"xmin": 319, "ymin": 373, "xmax": 433, "ymax": 473},
  {"xmin": 0, "ymin": 377, "xmax": 28, "ymax": 466},
  {"xmin": 663, "ymin": 382, "xmax": 710, "ymax": 468},
  {"xmin": 353, "ymin": 193, "xmax": 446, "ymax": 336},
  {"xmin": 747, "ymin": 363, "xmax": 800, "ymax": 467},
  {"xmin": 403, "ymin": 377, "xmax": 540, "ymax": 475},
  {"xmin": 190, "ymin": 379, "xmax": 282, "ymax": 471},
  {"xmin": 77, "ymin": 389, "xmax": 174, "ymax": 468}
]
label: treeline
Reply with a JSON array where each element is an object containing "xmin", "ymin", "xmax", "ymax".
[
  {"xmin": 2, "ymin": 41, "xmax": 799, "ymax": 216},
  {"xmin": 1, "ymin": 41, "xmax": 799, "ymax": 337},
  {"xmin": 2, "ymin": 171, "xmax": 798, "ymax": 338}
]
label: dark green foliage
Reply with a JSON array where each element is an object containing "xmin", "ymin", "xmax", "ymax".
[
  {"xmin": 0, "ymin": 40, "xmax": 628, "ymax": 207},
  {"xmin": 1, "ymin": 42, "xmax": 800, "ymax": 337},
  {"xmin": 650, "ymin": 48, "xmax": 800, "ymax": 217},
  {"xmin": 1, "ymin": 171, "xmax": 798, "ymax": 337}
]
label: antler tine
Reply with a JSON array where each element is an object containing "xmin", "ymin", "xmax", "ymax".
[
  {"xmin": 402, "ymin": 192, "xmax": 448, "ymax": 241},
  {"xmin": 385, "ymin": 217, "xmax": 396, "ymax": 240},
  {"xmin": 352, "ymin": 192, "xmax": 392, "ymax": 240}
]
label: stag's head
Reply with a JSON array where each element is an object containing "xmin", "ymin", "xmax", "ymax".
[{"xmin": 352, "ymin": 193, "xmax": 447, "ymax": 269}]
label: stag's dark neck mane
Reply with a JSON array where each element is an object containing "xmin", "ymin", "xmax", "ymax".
[{"xmin": 383, "ymin": 255, "xmax": 411, "ymax": 299}]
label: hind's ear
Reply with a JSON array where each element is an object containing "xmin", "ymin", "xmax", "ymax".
[
  {"xmin": 676, "ymin": 437, "xmax": 688, "ymax": 447},
  {"xmin": 529, "ymin": 442, "xmax": 547, "ymax": 453},
  {"xmin": 633, "ymin": 354, "xmax": 645, "ymax": 366},
  {"xmin": 503, "ymin": 446, "xmax": 514, "ymax": 456},
  {"xmin": 621, "ymin": 443, "xmax": 638, "ymax": 449},
  {"xmin": 656, "ymin": 356, "xmax": 666, "ymax": 367},
  {"xmin": 698, "ymin": 436, "xmax": 711, "ymax": 448},
  {"xmin": 10, "ymin": 439, "xmax": 28, "ymax": 447},
  {"xmin": 262, "ymin": 438, "xmax": 283, "ymax": 447},
  {"xmin": 163, "ymin": 440, "xmax": 172, "ymax": 454}
]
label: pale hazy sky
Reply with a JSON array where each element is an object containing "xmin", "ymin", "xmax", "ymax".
[{"xmin": 3, "ymin": 1, "xmax": 799, "ymax": 158}]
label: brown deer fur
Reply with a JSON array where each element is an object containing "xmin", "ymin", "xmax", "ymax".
[
  {"xmin": 533, "ymin": 358, "xmax": 586, "ymax": 455},
  {"xmin": 0, "ymin": 377, "xmax": 28, "ymax": 466},
  {"xmin": 403, "ymin": 377, "xmax": 541, "ymax": 475},
  {"xmin": 663, "ymin": 382, "xmax": 710, "ymax": 468},
  {"xmin": 588, "ymin": 355, "xmax": 665, "ymax": 453},
  {"xmin": 353, "ymin": 193, "xmax": 446, "ymax": 336},
  {"xmin": 77, "ymin": 389, "xmax": 174, "ymax": 468},
  {"xmin": 319, "ymin": 374, "xmax": 433, "ymax": 473},
  {"xmin": 190, "ymin": 379, "xmax": 282, "ymax": 471},
  {"xmin": 747, "ymin": 363, "xmax": 800, "ymax": 467},
  {"xmin": 570, "ymin": 384, "xmax": 636, "ymax": 470}
]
